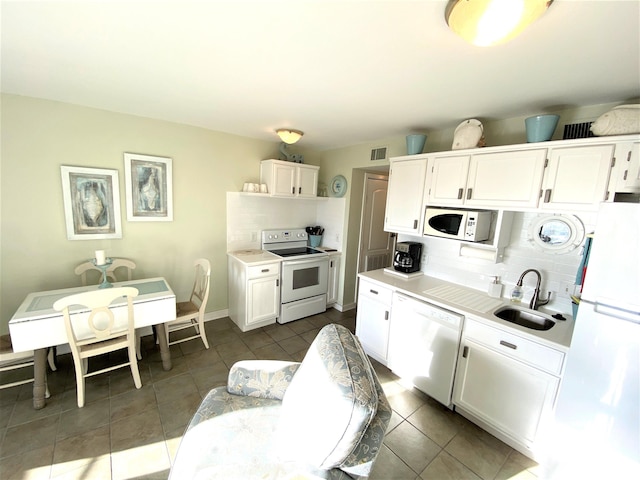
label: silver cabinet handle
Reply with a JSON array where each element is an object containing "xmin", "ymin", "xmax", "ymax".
[
  {"xmin": 500, "ymin": 340, "xmax": 517, "ymax": 350},
  {"xmin": 384, "ymin": 311, "xmax": 389, "ymax": 320},
  {"xmin": 462, "ymin": 346, "xmax": 469, "ymax": 358},
  {"xmin": 413, "ymin": 219, "xmax": 418, "ymax": 229},
  {"xmin": 370, "ymin": 289, "xmax": 378, "ymax": 295},
  {"xmin": 458, "ymin": 188, "xmax": 463, "ymax": 199},
  {"xmin": 466, "ymin": 188, "xmax": 473, "ymax": 200},
  {"xmin": 544, "ymin": 189, "xmax": 552, "ymax": 203}
]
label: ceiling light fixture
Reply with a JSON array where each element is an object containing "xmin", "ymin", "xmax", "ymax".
[
  {"xmin": 445, "ymin": 0, "xmax": 553, "ymax": 47},
  {"xmin": 276, "ymin": 129, "xmax": 304, "ymax": 162},
  {"xmin": 276, "ymin": 129, "xmax": 304, "ymax": 144}
]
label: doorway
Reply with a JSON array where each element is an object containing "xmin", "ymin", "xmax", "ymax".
[{"xmin": 357, "ymin": 173, "xmax": 394, "ymax": 273}]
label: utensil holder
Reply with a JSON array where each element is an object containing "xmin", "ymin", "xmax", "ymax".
[{"xmin": 309, "ymin": 235, "xmax": 322, "ymax": 248}]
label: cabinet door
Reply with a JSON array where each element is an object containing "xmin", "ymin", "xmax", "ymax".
[
  {"xmin": 384, "ymin": 158, "xmax": 427, "ymax": 234},
  {"xmin": 247, "ymin": 275, "xmax": 280, "ymax": 325},
  {"xmin": 466, "ymin": 149, "xmax": 547, "ymax": 208},
  {"xmin": 541, "ymin": 145, "xmax": 614, "ymax": 211},
  {"xmin": 296, "ymin": 165, "xmax": 319, "ymax": 197},
  {"xmin": 355, "ymin": 294, "xmax": 391, "ymax": 364},
  {"xmin": 453, "ymin": 339, "xmax": 560, "ymax": 447},
  {"xmin": 615, "ymin": 142, "xmax": 640, "ymax": 192},
  {"xmin": 327, "ymin": 255, "xmax": 340, "ymax": 305},
  {"xmin": 271, "ymin": 163, "xmax": 297, "ymax": 196},
  {"xmin": 427, "ymin": 155, "xmax": 470, "ymax": 206}
]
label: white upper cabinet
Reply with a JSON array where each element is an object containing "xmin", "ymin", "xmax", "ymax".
[
  {"xmin": 419, "ymin": 134, "xmax": 639, "ymax": 212},
  {"xmin": 384, "ymin": 157, "xmax": 427, "ymax": 234},
  {"xmin": 540, "ymin": 144, "xmax": 614, "ymax": 211},
  {"xmin": 612, "ymin": 141, "xmax": 640, "ymax": 193},
  {"xmin": 260, "ymin": 159, "xmax": 319, "ymax": 198},
  {"xmin": 465, "ymin": 149, "xmax": 547, "ymax": 208},
  {"xmin": 426, "ymin": 155, "xmax": 471, "ymax": 206}
]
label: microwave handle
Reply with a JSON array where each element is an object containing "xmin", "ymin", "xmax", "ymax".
[
  {"xmin": 458, "ymin": 188, "xmax": 463, "ymax": 200},
  {"xmin": 466, "ymin": 188, "xmax": 473, "ymax": 200}
]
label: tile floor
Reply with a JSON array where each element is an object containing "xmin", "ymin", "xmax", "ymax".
[{"xmin": 0, "ymin": 309, "xmax": 540, "ymax": 480}]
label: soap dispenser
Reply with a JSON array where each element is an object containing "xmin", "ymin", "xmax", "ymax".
[
  {"xmin": 511, "ymin": 284, "xmax": 523, "ymax": 303},
  {"xmin": 488, "ymin": 276, "xmax": 503, "ymax": 299}
]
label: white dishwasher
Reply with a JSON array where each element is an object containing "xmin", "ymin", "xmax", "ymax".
[{"xmin": 388, "ymin": 292, "xmax": 464, "ymax": 408}]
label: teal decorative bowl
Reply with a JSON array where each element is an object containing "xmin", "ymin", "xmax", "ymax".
[{"xmin": 525, "ymin": 115, "xmax": 560, "ymax": 142}]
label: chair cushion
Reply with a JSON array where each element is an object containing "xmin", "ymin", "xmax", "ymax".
[
  {"xmin": 276, "ymin": 324, "xmax": 378, "ymax": 470},
  {"xmin": 176, "ymin": 301, "xmax": 199, "ymax": 317},
  {"xmin": 227, "ymin": 360, "xmax": 300, "ymax": 400},
  {"xmin": 169, "ymin": 387, "xmax": 345, "ymax": 480}
]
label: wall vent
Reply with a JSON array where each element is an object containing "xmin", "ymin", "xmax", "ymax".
[
  {"xmin": 370, "ymin": 146, "xmax": 388, "ymax": 161},
  {"xmin": 563, "ymin": 121, "xmax": 595, "ymax": 140}
]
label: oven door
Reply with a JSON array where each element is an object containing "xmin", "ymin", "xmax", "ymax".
[{"xmin": 281, "ymin": 257, "xmax": 329, "ymax": 303}]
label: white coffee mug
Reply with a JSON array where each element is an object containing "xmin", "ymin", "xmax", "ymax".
[
  {"xmin": 242, "ymin": 182, "xmax": 251, "ymax": 192},
  {"xmin": 260, "ymin": 184, "xmax": 268, "ymax": 193}
]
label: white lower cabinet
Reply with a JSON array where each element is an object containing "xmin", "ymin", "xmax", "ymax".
[
  {"xmin": 453, "ymin": 318, "xmax": 563, "ymax": 457},
  {"xmin": 355, "ymin": 278, "xmax": 392, "ymax": 365},
  {"xmin": 228, "ymin": 258, "xmax": 280, "ymax": 332}
]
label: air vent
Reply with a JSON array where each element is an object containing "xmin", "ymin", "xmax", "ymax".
[
  {"xmin": 563, "ymin": 121, "xmax": 596, "ymax": 140},
  {"xmin": 370, "ymin": 146, "xmax": 388, "ymax": 161}
]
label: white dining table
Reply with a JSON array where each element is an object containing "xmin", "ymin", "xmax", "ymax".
[{"xmin": 9, "ymin": 277, "xmax": 176, "ymax": 409}]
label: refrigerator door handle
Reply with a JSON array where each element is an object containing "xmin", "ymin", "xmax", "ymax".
[{"xmin": 585, "ymin": 299, "xmax": 640, "ymax": 325}]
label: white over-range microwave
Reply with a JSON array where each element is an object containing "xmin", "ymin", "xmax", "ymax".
[{"xmin": 423, "ymin": 207, "xmax": 492, "ymax": 242}]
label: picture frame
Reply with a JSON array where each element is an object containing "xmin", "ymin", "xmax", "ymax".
[
  {"xmin": 124, "ymin": 153, "xmax": 173, "ymax": 222},
  {"xmin": 60, "ymin": 166, "xmax": 123, "ymax": 240}
]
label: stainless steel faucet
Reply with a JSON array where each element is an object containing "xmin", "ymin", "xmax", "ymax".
[{"xmin": 516, "ymin": 269, "xmax": 551, "ymax": 310}]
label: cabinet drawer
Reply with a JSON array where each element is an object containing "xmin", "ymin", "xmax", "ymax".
[
  {"xmin": 463, "ymin": 319, "xmax": 564, "ymax": 375},
  {"xmin": 247, "ymin": 263, "xmax": 280, "ymax": 279},
  {"xmin": 358, "ymin": 279, "xmax": 393, "ymax": 304}
]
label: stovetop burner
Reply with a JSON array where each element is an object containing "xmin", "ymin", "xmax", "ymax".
[
  {"xmin": 268, "ymin": 247, "xmax": 324, "ymax": 258},
  {"xmin": 261, "ymin": 228, "xmax": 328, "ymax": 260}
]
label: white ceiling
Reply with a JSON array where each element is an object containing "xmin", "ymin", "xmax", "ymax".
[{"xmin": 2, "ymin": 1, "xmax": 639, "ymax": 150}]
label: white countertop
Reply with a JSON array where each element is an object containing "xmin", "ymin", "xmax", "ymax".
[
  {"xmin": 227, "ymin": 249, "xmax": 282, "ymax": 266},
  {"xmin": 359, "ymin": 269, "xmax": 575, "ymax": 351}
]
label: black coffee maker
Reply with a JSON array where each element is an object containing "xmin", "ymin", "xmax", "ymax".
[{"xmin": 393, "ymin": 242, "xmax": 422, "ymax": 273}]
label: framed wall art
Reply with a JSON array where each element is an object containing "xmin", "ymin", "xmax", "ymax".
[
  {"xmin": 60, "ymin": 166, "xmax": 123, "ymax": 240},
  {"xmin": 124, "ymin": 153, "xmax": 173, "ymax": 222}
]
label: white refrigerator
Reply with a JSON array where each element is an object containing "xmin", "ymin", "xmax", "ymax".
[{"xmin": 543, "ymin": 202, "xmax": 640, "ymax": 479}]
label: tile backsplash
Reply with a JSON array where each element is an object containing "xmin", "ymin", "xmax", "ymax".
[
  {"xmin": 226, "ymin": 192, "xmax": 346, "ymax": 252},
  {"xmin": 399, "ymin": 210, "xmax": 598, "ymax": 315}
]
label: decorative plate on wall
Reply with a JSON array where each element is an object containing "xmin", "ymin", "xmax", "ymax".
[{"xmin": 329, "ymin": 175, "xmax": 348, "ymax": 197}]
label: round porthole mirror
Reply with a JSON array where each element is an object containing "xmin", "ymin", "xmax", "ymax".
[{"xmin": 528, "ymin": 214, "xmax": 585, "ymax": 254}]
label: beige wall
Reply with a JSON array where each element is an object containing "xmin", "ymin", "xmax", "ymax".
[{"xmin": 0, "ymin": 94, "xmax": 319, "ymax": 334}]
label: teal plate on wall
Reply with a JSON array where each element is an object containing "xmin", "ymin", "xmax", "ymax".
[{"xmin": 329, "ymin": 175, "xmax": 347, "ymax": 197}]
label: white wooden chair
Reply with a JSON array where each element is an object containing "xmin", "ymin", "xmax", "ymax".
[
  {"xmin": 49, "ymin": 258, "xmax": 140, "ymax": 370},
  {"xmin": 53, "ymin": 287, "xmax": 142, "ymax": 408},
  {"xmin": 1, "ymin": 334, "xmax": 50, "ymax": 398},
  {"xmin": 74, "ymin": 258, "xmax": 136, "ymax": 286},
  {"xmin": 165, "ymin": 259, "xmax": 211, "ymax": 349}
]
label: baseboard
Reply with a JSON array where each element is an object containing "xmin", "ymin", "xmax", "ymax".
[{"xmin": 334, "ymin": 302, "xmax": 356, "ymax": 312}]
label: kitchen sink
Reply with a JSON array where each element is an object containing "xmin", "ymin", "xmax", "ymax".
[{"xmin": 493, "ymin": 305, "xmax": 556, "ymax": 331}]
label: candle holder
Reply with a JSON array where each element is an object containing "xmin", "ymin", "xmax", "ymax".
[{"xmin": 92, "ymin": 258, "xmax": 113, "ymax": 289}]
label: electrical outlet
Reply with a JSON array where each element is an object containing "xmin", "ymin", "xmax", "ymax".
[
  {"xmin": 559, "ymin": 281, "xmax": 575, "ymax": 298},
  {"xmin": 251, "ymin": 231, "xmax": 258, "ymax": 243}
]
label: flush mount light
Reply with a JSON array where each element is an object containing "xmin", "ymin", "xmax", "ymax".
[
  {"xmin": 445, "ymin": 0, "xmax": 554, "ymax": 47},
  {"xmin": 276, "ymin": 129, "xmax": 304, "ymax": 144}
]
